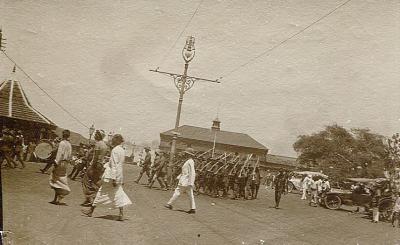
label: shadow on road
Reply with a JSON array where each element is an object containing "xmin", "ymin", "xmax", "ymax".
[
  {"xmin": 172, "ymin": 209, "xmax": 189, "ymax": 213},
  {"xmin": 95, "ymin": 215, "xmax": 124, "ymax": 221}
]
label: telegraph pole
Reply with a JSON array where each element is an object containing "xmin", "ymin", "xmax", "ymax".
[{"xmin": 150, "ymin": 36, "xmax": 220, "ymax": 182}]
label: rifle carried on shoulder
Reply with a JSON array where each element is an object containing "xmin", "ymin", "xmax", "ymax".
[
  {"xmin": 238, "ymin": 154, "xmax": 253, "ymax": 178},
  {"xmin": 206, "ymin": 153, "xmax": 233, "ymax": 173},
  {"xmin": 228, "ymin": 157, "xmax": 242, "ymax": 176},
  {"xmin": 195, "ymin": 148, "xmax": 213, "ymax": 159},
  {"xmin": 199, "ymin": 152, "xmax": 225, "ymax": 172},
  {"xmin": 215, "ymin": 155, "xmax": 240, "ymax": 174},
  {"xmin": 251, "ymin": 156, "xmax": 260, "ymax": 181}
]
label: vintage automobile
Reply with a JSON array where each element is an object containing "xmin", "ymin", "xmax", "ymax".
[
  {"xmin": 324, "ymin": 178, "xmax": 394, "ymax": 220},
  {"xmin": 288, "ymin": 171, "xmax": 328, "ymax": 193}
]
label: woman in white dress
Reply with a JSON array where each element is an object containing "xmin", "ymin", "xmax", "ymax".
[{"xmin": 81, "ymin": 134, "xmax": 132, "ymax": 221}]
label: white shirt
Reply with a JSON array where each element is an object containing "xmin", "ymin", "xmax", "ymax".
[
  {"xmin": 316, "ymin": 179, "xmax": 323, "ymax": 192},
  {"xmin": 178, "ymin": 158, "xmax": 196, "ymax": 187},
  {"xmin": 302, "ymin": 176, "xmax": 311, "ymax": 189},
  {"xmin": 55, "ymin": 140, "xmax": 72, "ymax": 163},
  {"xmin": 103, "ymin": 145, "xmax": 125, "ymax": 184},
  {"xmin": 321, "ymin": 180, "xmax": 331, "ymax": 191}
]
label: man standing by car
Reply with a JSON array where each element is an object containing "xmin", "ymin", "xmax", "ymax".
[
  {"xmin": 309, "ymin": 176, "xmax": 318, "ymax": 207},
  {"xmin": 301, "ymin": 174, "xmax": 312, "ymax": 200}
]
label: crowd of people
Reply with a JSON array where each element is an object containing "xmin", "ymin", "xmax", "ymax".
[
  {"xmin": 3, "ymin": 125, "xmax": 400, "ymax": 226},
  {"xmin": 0, "ymin": 126, "xmax": 33, "ymax": 169},
  {"xmin": 134, "ymin": 149, "xmax": 265, "ymax": 201}
]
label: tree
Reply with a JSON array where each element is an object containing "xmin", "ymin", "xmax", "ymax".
[
  {"xmin": 293, "ymin": 124, "xmax": 388, "ymax": 179},
  {"xmin": 387, "ymin": 133, "xmax": 400, "ymax": 169}
]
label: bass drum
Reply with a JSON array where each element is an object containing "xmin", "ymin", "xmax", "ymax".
[{"xmin": 35, "ymin": 139, "xmax": 54, "ymax": 160}]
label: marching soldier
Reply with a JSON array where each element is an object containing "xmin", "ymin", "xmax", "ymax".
[
  {"xmin": 148, "ymin": 150, "xmax": 168, "ymax": 190},
  {"xmin": 135, "ymin": 147, "xmax": 152, "ymax": 184},
  {"xmin": 274, "ymin": 169, "xmax": 289, "ymax": 209},
  {"xmin": 249, "ymin": 166, "xmax": 261, "ymax": 199}
]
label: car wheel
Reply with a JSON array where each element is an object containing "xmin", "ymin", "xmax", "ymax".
[
  {"xmin": 379, "ymin": 198, "xmax": 394, "ymax": 221},
  {"xmin": 287, "ymin": 182, "xmax": 295, "ymax": 193},
  {"xmin": 324, "ymin": 195, "xmax": 342, "ymax": 210}
]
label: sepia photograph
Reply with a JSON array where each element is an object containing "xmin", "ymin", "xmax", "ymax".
[{"xmin": 0, "ymin": 0, "xmax": 399, "ymax": 244}]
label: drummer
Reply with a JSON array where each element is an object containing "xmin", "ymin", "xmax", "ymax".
[{"xmin": 40, "ymin": 138, "xmax": 61, "ymax": 174}]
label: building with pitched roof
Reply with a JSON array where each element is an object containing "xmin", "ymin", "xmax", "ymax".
[
  {"xmin": 160, "ymin": 118, "xmax": 300, "ymax": 170},
  {"xmin": 263, "ymin": 154, "xmax": 299, "ymax": 170},
  {"xmin": 0, "ymin": 68, "xmax": 56, "ymax": 141},
  {"xmin": 160, "ymin": 118, "xmax": 269, "ymax": 159}
]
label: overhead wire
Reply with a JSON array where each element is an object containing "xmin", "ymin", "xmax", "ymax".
[
  {"xmin": 1, "ymin": 50, "xmax": 89, "ymax": 129},
  {"xmin": 218, "ymin": 0, "xmax": 353, "ymax": 80},
  {"xmin": 156, "ymin": 0, "xmax": 205, "ymax": 68}
]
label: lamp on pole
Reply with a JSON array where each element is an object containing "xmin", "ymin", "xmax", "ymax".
[
  {"xmin": 168, "ymin": 36, "xmax": 196, "ymax": 164},
  {"xmin": 149, "ymin": 36, "xmax": 220, "ymax": 178},
  {"xmin": 89, "ymin": 124, "xmax": 95, "ymax": 144},
  {"xmin": 108, "ymin": 132, "xmax": 113, "ymax": 143}
]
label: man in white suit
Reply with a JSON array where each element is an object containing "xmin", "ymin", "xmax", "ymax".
[{"xmin": 164, "ymin": 147, "xmax": 196, "ymax": 214}]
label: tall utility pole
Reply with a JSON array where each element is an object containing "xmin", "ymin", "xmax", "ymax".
[{"xmin": 150, "ymin": 36, "xmax": 220, "ymax": 174}]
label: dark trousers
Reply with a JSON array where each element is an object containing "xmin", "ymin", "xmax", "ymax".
[
  {"xmin": 69, "ymin": 163, "xmax": 85, "ymax": 179},
  {"xmin": 14, "ymin": 151, "xmax": 25, "ymax": 167},
  {"xmin": 136, "ymin": 165, "xmax": 151, "ymax": 183},
  {"xmin": 275, "ymin": 190, "xmax": 282, "ymax": 207},
  {"xmin": 149, "ymin": 174, "xmax": 166, "ymax": 189},
  {"xmin": 255, "ymin": 184, "xmax": 260, "ymax": 199},
  {"xmin": 41, "ymin": 160, "xmax": 55, "ymax": 172},
  {"xmin": 0, "ymin": 151, "xmax": 17, "ymax": 168}
]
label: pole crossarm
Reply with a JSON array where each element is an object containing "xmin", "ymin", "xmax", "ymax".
[{"xmin": 149, "ymin": 69, "xmax": 221, "ymax": 84}]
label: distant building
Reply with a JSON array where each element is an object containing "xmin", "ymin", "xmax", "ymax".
[
  {"xmin": 261, "ymin": 154, "xmax": 299, "ymax": 170},
  {"xmin": 160, "ymin": 118, "xmax": 269, "ymax": 159}
]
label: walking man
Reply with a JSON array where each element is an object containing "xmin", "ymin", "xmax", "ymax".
[
  {"xmin": 164, "ymin": 148, "xmax": 196, "ymax": 214},
  {"xmin": 135, "ymin": 146, "xmax": 152, "ymax": 184},
  {"xmin": 148, "ymin": 150, "xmax": 168, "ymax": 190},
  {"xmin": 49, "ymin": 130, "xmax": 72, "ymax": 205},
  {"xmin": 274, "ymin": 169, "xmax": 288, "ymax": 209},
  {"xmin": 82, "ymin": 134, "xmax": 132, "ymax": 221}
]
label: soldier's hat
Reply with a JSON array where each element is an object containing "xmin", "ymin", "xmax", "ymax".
[{"xmin": 144, "ymin": 146, "xmax": 151, "ymax": 151}]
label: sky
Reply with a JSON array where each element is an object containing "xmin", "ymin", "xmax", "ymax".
[{"xmin": 0, "ymin": 0, "xmax": 399, "ymax": 157}]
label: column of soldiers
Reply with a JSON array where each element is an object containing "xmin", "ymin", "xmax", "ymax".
[
  {"xmin": 194, "ymin": 152, "xmax": 262, "ymax": 200},
  {"xmin": 141, "ymin": 148, "xmax": 263, "ymax": 200}
]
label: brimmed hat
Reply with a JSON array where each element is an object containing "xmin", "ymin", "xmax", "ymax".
[
  {"xmin": 183, "ymin": 147, "xmax": 195, "ymax": 156},
  {"xmin": 144, "ymin": 146, "xmax": 151, "ymax": 151}
]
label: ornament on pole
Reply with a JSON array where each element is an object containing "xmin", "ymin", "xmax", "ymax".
[{"xmin": 182, "ymin": 36, "xmax": 195, "ymax": 63}]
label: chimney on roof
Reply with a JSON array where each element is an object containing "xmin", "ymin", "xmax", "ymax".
[{"xmin": 211, "ymin": 118, "xmax": 221, "ymax": 131}]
